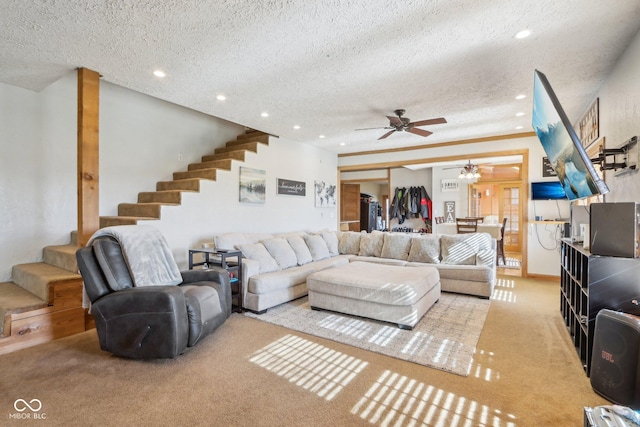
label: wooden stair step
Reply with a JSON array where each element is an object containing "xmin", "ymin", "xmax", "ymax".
[
  {"xmin": 138, "ymin": 190, "xmax": 182, "ymax": 204},
  {"xmin": 235, "ymin": 131, "xmax": 270, "ymax": 143},
  {"xmin": 156, "ymin": 178, "xmax": 201, "ymax": 192},
  {"xmin": 214, "ymin": 141, "xmax": 261, "ymax": 154},
  {"xmin": 118, "ymin": 202, "xmax": 165, "ymax": 218},
  {"xmin": 188, "ymin": 159, "xmax": 232, "ymax": 172},
  {"xmin": 100, "ymin": 216, "xmax": 153, "ymax": 227},
  {"xmin": 173, "ymin": 169, "xmax": 218, "ymax": 181},
  {"xmin": 0, "ymin": 282, "xmax": 48, "ymax": 336},
  {"xmin": 43, "ymin": 244, "xmax": 79, "ymax": 273},
  {"xmin": 201, "ymin": 150, "xmax": 246, "ymax": 163},
  {"xmin": 11, "ymin": 263, "xmax": 81, "ymax": 302}
]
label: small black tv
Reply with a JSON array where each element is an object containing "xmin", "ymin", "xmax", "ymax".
[
  {"xmin": 532, "ymin": 70, "xmax": 609, "ymax": 200},
  {"xmin": 531, "ymin": 181, "xmax": 566, "ymax": 200}
]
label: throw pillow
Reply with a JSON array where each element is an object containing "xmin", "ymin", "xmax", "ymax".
[
  {"xmin": 262, "ymin": 238, "xmax": 298, "ymax": 269},
  {"xmin": 320, "ymin": 230, "xmax": 339, "ymax": 256},
  {"xmin": 237, "ymin": 243, "xmax": 280, "ymax": 273},
  {"xmin": 407, "ymin": 235, "xmax": 441, "ymax": 264},
  {"xmin": 303, "ymin": 234, "xmax": 331, "ymax": 261},
  {"xmin": 440, "ymin": 233, "xmax": 489, "ymax": 265},
  {"xmin": 286, "ymin": 235, "xmax": 313, "ymax": 265},
  {"xmin": 380, "ymin": 233, "xmax": 413, "ymax": 260},
  {"xmin": 358, "ymin": 232, "xmax": 384, "ymax": 257},
  {"xmin": 338, "ymin": 232, "xmax": 361, "ymax": 255}
]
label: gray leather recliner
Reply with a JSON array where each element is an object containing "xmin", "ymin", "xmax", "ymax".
[{"xmin": 76, "ymin": 236, "xmax": 231, "ymax": 359}]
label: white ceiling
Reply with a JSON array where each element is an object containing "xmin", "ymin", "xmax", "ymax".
[{"xmin": 2, "ymin": 1, "xmax": 640, "ymax": 155}]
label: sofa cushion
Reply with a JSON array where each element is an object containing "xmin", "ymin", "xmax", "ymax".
[
  {"xmin": 237, "ymin": 243, "xmax": 280, "ymax": 273},
  {"xmin": 214, "ymin": 232, "xmax": 273, "ymax": 251},
  {"xmin": 416, "ymin": 263, "xmax": 494, "ymax": 283},
  {"xmin": 440, "ymin": 233, "xmax": 492, "ymax": 265},
  {"xmin": 358, "ymin": 231, "xmax": 384, "ymax": 257},
  {"xmin": 349, "ymin": 256, "xmax": 407, "ymax": 266},
  {"xmin": 407, "ymin": 234, "xmax": 441, "ymax": 264},
  {"xmin": 380, "ymin": 233, "xmax": 413, "ymax": 260},
  {"xmin": 287, "ymin": 236, "xmax": 313, "ymax": 265},
  {"xmin": 320, "ymin": 230, "xmax": 339, "ymax": 256},
  {"xmin": 262, "ymin": 238, "xmax": 298, "ymax": 269},
  {"xmin": 338, "ymin": 232, "xmax": 362, "ymax": 255},
  {"xmin": 248, "ymin": 264, "xmax": 317, "ymax": 294},
  {"xmin": 304, "ymin": 234, "xmax": 330, "ymax": 261}
]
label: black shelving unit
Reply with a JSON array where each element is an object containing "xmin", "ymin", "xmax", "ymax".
[
  {"xmin": 560, "ymin": 239, "xmax": 640, "ymax": 375},
  {"xmin": 188, "ymin": 249, "xmax": 243, "ymax": 312}
]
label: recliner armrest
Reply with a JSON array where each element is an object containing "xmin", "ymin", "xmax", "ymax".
[
  {"xmin": 180, "ymin": 267, "xmax": 229, "ymax": 288},
  {"xmin": 91, "ymin": 286, "xmax": 189, "ymax": 358}
]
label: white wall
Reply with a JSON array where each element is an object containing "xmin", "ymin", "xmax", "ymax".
[
  {"xmin": 0, "ymin": 74, "xmax": 77, "ymax": 282},
  {"xmin": 0, "ymin": 75, "xmax": 338, "ymax": 280},
  {"xmin": 595, "ymin": 28, "xmax": 640, "ymax": 201}
]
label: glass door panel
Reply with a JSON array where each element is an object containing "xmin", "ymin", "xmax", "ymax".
[{"xmin": 499, "ymin": 185, "xmax": 521, "ymax": 253}]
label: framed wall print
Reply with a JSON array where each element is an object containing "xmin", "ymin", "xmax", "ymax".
[
  {"xmin": 239, "ymin": 167, "xmax": 266, "ymax": 204},
  {"xmin": 577, "ymin": 98, "xmax": 599, "ymax": 148}
]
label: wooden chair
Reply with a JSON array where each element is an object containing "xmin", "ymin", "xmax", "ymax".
[
  {"xmin": 456, "ymin": 217, "xmax": 478, "ymax": 233},
  {"xmin": 496, "ymin": 217, "xmax": 508, "ymax": 265}
]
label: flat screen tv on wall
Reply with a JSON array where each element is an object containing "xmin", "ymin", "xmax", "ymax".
[
  {"xmin": 532, "ymin": 70, "xmax": 609, "ymax": 201},
  {"xmin": 531, "ymin": 181, "xmax": 566, "ymax": 200}
]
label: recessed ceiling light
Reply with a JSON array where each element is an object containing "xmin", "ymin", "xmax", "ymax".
[
  {"xmin": 515, "ymin": 29, "xmax": 531, "ymax": 39},
  {"xmin": 319, "ymin": 135, "xmax": 325, "ymax": 139},
  {"xmin": 293, "ymin": 125, "xmax": 300, "ymax": 130},
  {"xmin": 340, "ymin": 142, "xmax": 345, "ymax": 146},
  {"xmin": 216, "ymin": 94, "xmax": 226, "ymax": 101},
  {"xmin": 515, "ymin": 125, "xmax": 524, "ymax": 130},
  {"xmin": 515, "ymin": 112, "xmax": 525, "ymax": 117},
  {"xmin": 261, "ymin": 112, "xmax": 269, "ymax": 117},
  {"xmin": 153, "ymin": 70, "xmax": 166, "ymax": 78},
  {"xmin": 515, "ymin": 94, "xmax": 526, "ymax": 100}
]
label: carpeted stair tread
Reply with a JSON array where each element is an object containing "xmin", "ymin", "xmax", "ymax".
[
  {"xmin": 0, "ymin": 282, "xmax": 48, "ymax": 335},
  {"xmin": 201, "ymin": 150, "xmax": 246, "ymax": 163},
  {"xmin": 100, "ymin": 216, "xmax": 155, "ymax": 227},
  {"xmin": 214, "ymin": 141, "xmax": 261, "ymax": 154},
  {"xmin": 173, "ymin": 169, "xmax": 218, "ymax": 181},
  {"xmin": 11, "ymin": 263, "xmax": 81, "ymax": 302},
  {"xmin": 234, "ymin": 132, "xmax": 270, "ymax": 143},
  {"xmin": 156, "ymin": 179, "xmax": 200, "ymax": 192},
  {"xmin": 138, "ymin": 190, "xmax": 182, "ymax": 204},
  {"xmin": 187, "ymin": 159, "xmax": 233, "ymax": 171},
  {"xmin": 118, "ymin": 202, "xmax": 165, "ymax": 218},
  {"xmin": 43, "ymin": 244, "xmax": 80, "ymax": 273}
]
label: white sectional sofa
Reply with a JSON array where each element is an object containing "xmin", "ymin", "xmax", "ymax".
[{"xmin": 212, "ymin": 230, "xmax": 496, "ymax": 314}]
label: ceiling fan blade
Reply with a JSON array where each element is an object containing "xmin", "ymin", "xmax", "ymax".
[
  {"xmin": 378, "ymin": 130, "xmax": 396, "ymax": 140},
  {"xmin": 386, "ymin": 115, "xmax": 403, "ymax": 126},
  {"xmin": 410, "ymin": 117, "xmax": 447, "ymax": 127},
  {"xmin": 355, "ymin": 126, "xmax": 393, "ymax": 131},
  {"xmin": 408, "ymin": 127, "xmax": 433, "ymax": 137}
]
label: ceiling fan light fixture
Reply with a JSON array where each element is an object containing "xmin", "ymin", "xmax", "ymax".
[{"xmin": 458, "ymin": 161, "xmax": 481, "ymax": 180}]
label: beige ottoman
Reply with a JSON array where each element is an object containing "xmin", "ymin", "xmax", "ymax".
[{"xmin": 306, "ymin": 261, "xmax": 441, "ymax": 330}]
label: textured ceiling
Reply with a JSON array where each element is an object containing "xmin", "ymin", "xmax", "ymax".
[{"xmin": 2, "ymin": 1, "xmax": 640, "ymax": 155}]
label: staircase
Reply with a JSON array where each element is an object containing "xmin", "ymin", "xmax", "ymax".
[{"xmin": 0, "ymin": 130, "xmax": 269, "ymax": 354}]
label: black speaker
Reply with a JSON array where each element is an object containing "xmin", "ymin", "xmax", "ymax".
[{"xmin": 590, "ymin": 309, "xmax": 640, "ymax": 409}]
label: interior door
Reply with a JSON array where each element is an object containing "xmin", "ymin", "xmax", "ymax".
[
  {"xmin": 498, "ymin": 184, "xmax": 522, "ymax": 253},
  {"xmin": 340, "ymin": 183, "xmax": 360, "ymax": 231}
]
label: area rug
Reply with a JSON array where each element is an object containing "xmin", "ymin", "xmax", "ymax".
[{"xmin": 244, "ymin": 293, "xmax": 490, "ymax": 377}]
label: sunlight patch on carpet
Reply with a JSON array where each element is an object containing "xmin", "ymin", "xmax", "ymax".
[
  {"xmin": 351, "ymin": 369, "xmax": 517, "ymax": 427},
  {"xmin": 244, "ymin": 293, "xmax": 490, "ymax": 377},
  {"xmin": 248, "ymin": 334, "xmax": 368, "ymax": 401}
]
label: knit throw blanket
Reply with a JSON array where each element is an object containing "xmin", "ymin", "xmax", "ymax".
[{"xmin": 88, "ymin": 225, "xmax": 182, "ymax": 287}]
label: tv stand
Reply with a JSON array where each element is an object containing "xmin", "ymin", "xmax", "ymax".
[{"xmin": 560, "ymin": 239, "xmax": 640, "ymax": 375}]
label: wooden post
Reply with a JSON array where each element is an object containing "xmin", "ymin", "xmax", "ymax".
[{"xmin": 77, "ymin": 68, "xmax": 100, "ymax": 247}]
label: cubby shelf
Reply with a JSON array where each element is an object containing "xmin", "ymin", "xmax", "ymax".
[{"xmin": 560, "ymin": 239, "xmax": 640, "ymax": 376}]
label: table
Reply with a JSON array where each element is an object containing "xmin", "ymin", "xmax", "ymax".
[
  {"xmin": 188, "ymin": 248, "xmax": 243, "ymax": 312},
  {"xmin": 434, "ymin": 223, "xmax": 503, "ymax": 239}
]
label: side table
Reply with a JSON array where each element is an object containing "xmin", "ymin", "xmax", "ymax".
[{"xmin": 188, "ymin": 248, "xmax": 243, "ymax": 313}]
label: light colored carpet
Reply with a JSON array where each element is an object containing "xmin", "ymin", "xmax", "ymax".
[{"xmin": 244, "ymin": 293, "xmax": 490, "ymax": 376}]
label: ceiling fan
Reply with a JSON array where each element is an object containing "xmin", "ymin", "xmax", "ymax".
[
  {"xmin": 443, "ymin": 160, "xmax": 482, "ymax": 179},
  {"xmin": 356, "ymin": 109, "xmax": 447, "ymax": 140}
]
